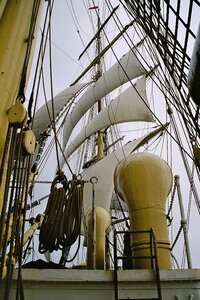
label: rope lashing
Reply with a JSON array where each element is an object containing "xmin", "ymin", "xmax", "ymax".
[
  {"xmin": 166, "ymin": 178, "xmax": 177, "ymax": 225},
  {"xmin": 39, "ymin": 173, "xmax": 84, "ymax": 255}
]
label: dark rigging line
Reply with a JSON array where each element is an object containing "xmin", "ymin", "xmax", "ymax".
[{"xmin": 48, "ymin": 0, "xmax": 61, "ymax": 173}]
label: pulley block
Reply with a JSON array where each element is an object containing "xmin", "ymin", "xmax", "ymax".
[
  {"xmin": 8, "ymin": 102, "xmax": 27, "ymax": 127},
  {"xmin": 22, "ymin": 129, "xmax": 36, "ymax": 155}
]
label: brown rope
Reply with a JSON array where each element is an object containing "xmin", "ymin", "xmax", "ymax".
[
  {"xmin": 0, "ymin": 126, "xmax": 33, "ymax": 299},
  {"xmin": 39, "ymin": 174, "xmax": 84, "ymax": 259}
]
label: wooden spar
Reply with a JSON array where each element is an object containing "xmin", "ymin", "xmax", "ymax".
[
  {"xmin": 70, "ymin": 21, "xmax": 134, "ymax": 86},
  {"xmin": 78, "ymin": 5, "xmax": 119, "ymax": 61}
]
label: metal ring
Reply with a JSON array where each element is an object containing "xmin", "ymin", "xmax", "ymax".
[{"xmin": 90, "ymin": 176, "xmax": 98, "ymax": 184}]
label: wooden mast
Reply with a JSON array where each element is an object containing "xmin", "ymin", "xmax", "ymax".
[
  {"xmin": 0, "ymin": 0, "xmax": 43, "ymax": 213},
  {"xmin": 96, "ymin": 9, "xmax": 104, "ymax": 160}
]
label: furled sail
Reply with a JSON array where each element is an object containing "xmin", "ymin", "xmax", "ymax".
[
  {"xmin": 82, "ymin": 124, "xmax": 167, "ymax": 216},
  {"xmin": 61, "ymin": 46, "xmax": 147, "ymax": 166},
  {"xmin": 32, "ymin": 83, "xmax": 89, "ymax": 138},
  {"xmin": 64, "ymin": 75, "xmax": 154, "ymax": 159}
]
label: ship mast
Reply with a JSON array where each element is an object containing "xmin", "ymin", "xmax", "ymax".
[
  {"xmin": 0, "ymin": 1, "xmax": 43, "ymax": 214},
  {"xmin": 0, "ymin": 0, "xmax": 43, "ymax": 294},
  {"xmin": 95, "ymin": 9, "xmax": 104, "ymax": 160}
]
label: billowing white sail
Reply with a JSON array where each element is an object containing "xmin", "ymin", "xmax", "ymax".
[
  {"xmin": 32, "ymin": 83, "xmax": 89, "ymax": 137},
  {"xmin": 82, "ymin": 124, "xmax": 166, "ymax": 216},
  {"xmin": 62, "ymin": 47, "xmax": 147, "ymax": 163},
  {"xmin": 64, "ymin": 75, "xmax": 154, "ymax": 159}
]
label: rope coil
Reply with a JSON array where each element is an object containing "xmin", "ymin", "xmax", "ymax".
[{"xmin": 39, "ymin": 174, "xmax": 84, "ymax": 255}]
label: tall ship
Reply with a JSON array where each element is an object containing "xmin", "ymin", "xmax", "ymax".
[{"xmin": 0, "ymin": 0, "xmax": 200, "ymax": 299}]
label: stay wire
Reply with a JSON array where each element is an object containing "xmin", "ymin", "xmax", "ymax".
[
  {"xmin": 14, "ymin": 157, "xmax": 26, "ymax": 300},
  {"xmin": 125, "ymin": 0, "xmax": 200, "ymax": 138},
  {"xmin": 170, "ymin": 113, "xmax": 200, "ymax": 213},
  {"xmin": 181, "ymin": 162, "xmax": 195, "ymax": 268},
  {"xmin": 80, "ymin": 0, "xmax": 197, "ymax": 160},
  {"xmin": 48, "ymin": 0, "xmax": 61, "ymax": 173},
  {"xmin": 159, "ymin": 71, "xmax": 196, "ymax": 171},
  {"xmin": 0, "ymin": 126, "xmax": 13, "ymax": 248},
  {"xmin": 89, "ymin": 1, "xmax": 146, "ymax": 156},
  {"xmin": 108, "ymin": 1, "xmax": 195, "ymax": 132},
  {"xmin": 95, "ymin": 9, "xmax": 195, "ymax": 173},
  {"xmin": 69, "ymin": 0, "xmax": 91, "ymax": 38},
  {"xmin": 3, "ymin": 130, "xmax": 24, "ymax": 299},
  {"xmin": 31, "ymin": 0, "xmax": 54, "ymax": 127},
  {"xmin": 66, "ymin": 0, "xmax": 94, "ymax": 75},
  {"xmin": 16, "ymin": 155, "xmax": 32, "ymax": 300},
  {"xmin": 28, "ymin": 0, "xmax": 51, "ymax": 125},
  {"xmin": 83, "ymin": 0, "xmax": 197, "ymax": 158},
  {"xmin": 0, "ymin": 128, "xmax": 18, "ymax": 284},
  {"xmin": 38, "ymin": 58, "xmax": 74, "ymax": 176},
  {"xmin": 18, "ymin": 0, "xmax": 41, "ymax": 104},
  {"xmin": 108, "ymin": 0, "xmax": 198, "ymax": 142}
]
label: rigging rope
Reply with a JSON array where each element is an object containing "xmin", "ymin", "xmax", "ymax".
[
  {"xmin": 170, "ymin": 225, "xmax": 183, "ymax": 251},
  {"xmin": 167, "ymin": 179, "xmax": 177, "ymax": 221},
  {"xmin": 18, "ymin": 0, "xmax": 41, "ymax": 104},
  {"xmin": 0, "ymin": 125, "xmax": 33, "ymax": 299},
  {"xmin": 30, "ymin": 0, "xmax": 55, "ymax": 128},
  {"xmin": 0, "ymin": 2, "xmax": 50, "ymax": 287},
  {"xmin": 27, "ymin": 20, "xmax": 48, "ymax": 126},
  {"xmin": 107, "ymin": 0, "xmax": 199, "ymax": 166},
  {"xmin": 181, "ymin": 163, "xmax": 195, "ymax": 268},
  {"xmin": 48, "ymin": 0, "xmax": 61, "ymax": 173},
  {"xmin": 39, "ymin": 174, "xmax": 84, "ymax": 260}
]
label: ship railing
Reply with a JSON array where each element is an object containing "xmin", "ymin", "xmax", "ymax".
[{"xmin": 113, "ymin": 227, "xmax": 162, "ymax": 300}]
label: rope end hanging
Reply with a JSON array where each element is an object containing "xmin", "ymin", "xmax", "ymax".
[{"xmin": 38, "ymin": 173, "xmax": 84, "ymax": 262}]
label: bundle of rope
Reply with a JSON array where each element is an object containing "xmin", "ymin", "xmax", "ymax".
[{"xmin": 39, "ymin": 173, "xmax": 84, "ymax": 254}]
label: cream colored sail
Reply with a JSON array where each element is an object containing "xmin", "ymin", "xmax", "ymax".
[
  {"xmin": 82, "ymin": 124, "xmax": 166, "ymax": 216},
  {"xmin": 62, "ymin": 47, "xmax": 147, "ymax": 160},
  {"xmin": 64, "ymin": 75, "xmax": 153, "ymax": 160},
  {"xmin": 32, "ymin": 83, "xmax": 88, "ymax": 137}
]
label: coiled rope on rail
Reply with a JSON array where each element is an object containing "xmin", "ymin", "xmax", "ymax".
[{"xmin": 39, "ymin": 173, "xmax": 84, "ymax": 254}]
